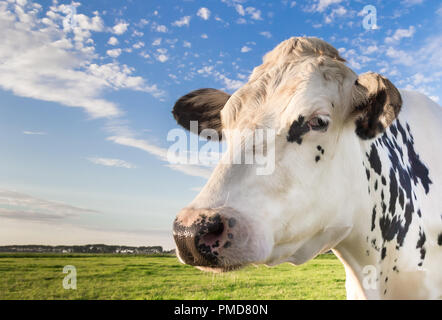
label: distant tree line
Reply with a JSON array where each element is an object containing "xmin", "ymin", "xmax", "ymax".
[{"xmin": 0, "ymin": 244, "xmax": 176, "ymax": 255}]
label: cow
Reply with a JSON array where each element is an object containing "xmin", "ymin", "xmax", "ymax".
[{"xmin": 171, "ymin": 37, "xmax": 442, "ymax": 300}]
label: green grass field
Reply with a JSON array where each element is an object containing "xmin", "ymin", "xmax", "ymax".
[{"xmin": 0, "ymin": 253, "xmax": 345, "ymax": 300}]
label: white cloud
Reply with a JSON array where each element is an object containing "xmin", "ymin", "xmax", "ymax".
[
  {"xmin": 87, "ymin": 63, "xmax": 164, "ymax": 98},
  {"xmin": 401, "ymin": 0, "xmax": 423, "ymax": 6},
  {"xmin": 197, "ymin": 66, "xmax": 214, "ymax": 74},
  {"xmin": 107, "ymin": 136, "xmax": 212, "ymax": 179},
  {"xmin": 107, "ymin": 36, "xmax": 118, "ymax": 46},
  {"xmin": 112, "ymin": 21, "xmax": 129, "ymax": 35},
  {"xmin": 385, "ymin": 26, "xmax": 415, "ymax": 44},
  {"xmin": 429, "ymin": 96, "xmax": 439, "ymax": 103},
  {"xmin": 220, "ymin": 75, "xmax": 245, "ymax": 90},
  {"xmin": 0, "ymin": 2, "xmax": 164, "ymax": 119},
  {"xmin": 259, "ymin": 31, "xmax": 272, "ymax": 38},
  {"xmin": 106, "ymin": 48, "xmax": 122, "ymax": 58},
  {"xmin": 245, "ymin": 7, "xmax": 262, "ymax": 20},
  {"xmin": 88, "ymin": 157, "xmax": 136, "ymax": 169},
  {"xmin": 347, "ymin": 58, "xmax": 361, "ymax": 70},
  {"xmin": 365, "ymin": 45, "xmax": 379, "ymax": 55},
  {"xmin": 332, "ymin": 5, "xmax": 346, "ymax": 15},
  {"xmin": 311, "ymin": 0, "xmax": 342, "ymax": 12},
  {"xmin": 154, "ymin": 24, "xmax": 168, "ymax": 33},
  {"xmin": 0, "ymin": 189, "xmax": 99, "ymax": 222},
  {"xmin": 235, "ymin": 4, "xmax": 245, "ymax": 16},
  {"xmin": 155, "ymin": 48, "xmax": 169, "ymax": 63},
  {"xmin": 132, "ymin": 41, "xmax": 144, "ymax": 49},
  {"xmin": 386, "ymin": 47, "xmax": 414, "ymax": 66},
  {"xmin": 323, "ymin": 5, "xmax": 346, "ymax": 23},
  {"xmin": 232, "ymin": 4, "xmax": 262, "ymax": 21},
  {"xmin": 152, "ymin": 38, "xmax": 162, "ymax": 46},
  {"xmin": 132, "ymin": 30, "xmax": 143, "ymax": 37},
  {"xmin": 201, "ymin": 33, "xmax": 208, "ymax": 39},
  {"xmin": 183, "ymin": 40, "xmax": 191, "ymax": 48},
  {"xmin": 241, "ymin": 46, "xmax": 252, "ymax": 53},
  {"xmin": 172, "ymin": 16, "xmax": 191, "ymax": 27},
  {"xmin": 197, "ymin": 7, "xmax": 211, "ymax": 20},
  {"xmin": 156, "ymin": 54, "xmax": 168, "ymax": 63},
  {"xmin": 23, "ymin": 131, "xmax": 46, "ymax": 135},
  {"xmin": 196, "ymin": 63, "xmax": 245, "ymax": 91}
]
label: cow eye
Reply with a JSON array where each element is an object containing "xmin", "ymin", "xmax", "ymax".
[{"xmin": 308, "ymin": 117, "xmax": 329, "ymax": 131}]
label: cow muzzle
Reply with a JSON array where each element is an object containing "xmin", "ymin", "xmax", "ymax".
[{"xmin": 173, "ymin": 207, "xmax": 242, "ymax": 270}]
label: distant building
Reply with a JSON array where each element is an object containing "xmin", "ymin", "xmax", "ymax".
[{"xmin": 0, "ymin": 244, "xmax": 174, "ymax": 255}]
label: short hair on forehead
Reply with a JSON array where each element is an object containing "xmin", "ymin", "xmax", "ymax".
[
  {"xmin": 250, "ymin": 37, "xmax": 345, "ymax": 82},
  {"xmin": 221, "ymin": 37, "xmax": 348, "ymax": 129},
  {"xmin": 265, "ymin": 37, "xmax": 345, "ymax": 64}
]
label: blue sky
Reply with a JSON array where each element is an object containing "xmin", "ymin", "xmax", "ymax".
[{"xmin": 0, "ymin": 0, "xmax": 440, "ymax": 249}]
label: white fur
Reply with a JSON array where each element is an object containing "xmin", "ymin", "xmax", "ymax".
[{"xmin": 183, "ymin": 40, "xmax": 442, "ymax": 299}]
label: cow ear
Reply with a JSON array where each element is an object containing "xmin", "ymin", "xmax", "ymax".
[
  {"xmin": 351, "ymin": 72, "xmax": 402, "ymax": 140},
  {"xmin": 172, "ymin": 88, "xmax": 230, "ymax": 140}
]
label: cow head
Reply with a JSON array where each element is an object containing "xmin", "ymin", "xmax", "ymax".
[{"xmin": 172, "ymin": 37, "xmax": 402, "ymax": 272}]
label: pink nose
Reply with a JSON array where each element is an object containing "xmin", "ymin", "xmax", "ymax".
[{"xmin": 173, "ymin": 208, "xmax": 237, "ymax": 267}]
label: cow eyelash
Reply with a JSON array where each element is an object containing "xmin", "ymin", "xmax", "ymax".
[{"xmin": 308, "ymin": 116, "xmax": 329, "ymax": 132}]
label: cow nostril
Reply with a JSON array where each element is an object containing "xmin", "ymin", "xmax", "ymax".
[{"xmin": 201, "ymin": 222, "xmax": 224, "ymax": 246}]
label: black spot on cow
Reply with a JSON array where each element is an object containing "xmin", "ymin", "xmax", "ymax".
[
  {"xmin": 371, "ymin": 238, "xmax": 380, "ymax": 251},
  {"xmin": 381, "ymin": 201, "xmax": 387, "ymax": 214},
  {"xmin": 315, "ymin": 156, "xmax": 321, "ymax": 162},
  {"xmin": 227, "ymin": 233, "xmax": 234, "ymax": 240},
  {"xmin": 365, "ymin": 169, "xmax": 370, "ymax": 180},
  {"xmin": 378, "ymin": 202, "xmax": 413, "ymax": 246},
  {"xmin": 407, "ymin": 149, "xmax": 432, "ymax": 194},
  {"xmin": 385, "ymin": 277, "xmax": 389, "ymax": 283},
  {"xmin": 388, "ymin": 169, "xmax": 398, "ymax": 215},
  {"xmin": 371, "ymin": 206, "xmax": 377, "ymax": 231},
  {"xmin": 374, "ymin": 180, "xmax": 378, "ymax": 191},
  {"xmin": 390, "ymin": 124, "xmax": 398, "ymax": 138},
  {"xmin": 398, "ymin": 188, "xmax": 404, "ymax": 209},
  {"xmin": 223, "ymin": 241, "xmax": 231, "ymax": 249},
  {"xmin": 370, "ymin": 119, "xmax": 432, "ymax": 251},
  {"xmin": 381, "ymin": 247, "xmax": 387, "ymax": 260},
  {"xmin": 438, "ymin": 233, "xmax": 442, "ymax": 246},
  {"xmin": 416, "ymin": 229, "xmax": 426, "ymax": 262},
  {"xmin": 397, "ymin": 121, "xmax": 432, "ymax": 193},
  {"xmin": 287, "ymin": 116, "xmax": 310, "ymax": 144},
  {"xmin": 416, "ymin": 230, "xmax": 426, "ymax": 249},
  {"xmin": 228, "ymin": 218, "xmax": 236, "ymax": 228},
  {"xmin": 368, "ymin": 145, "xmax": 382, "ymax": 175},
  {"xmin": 317, "ymin": 145, "xmax": 322, "ymax": 151}
]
